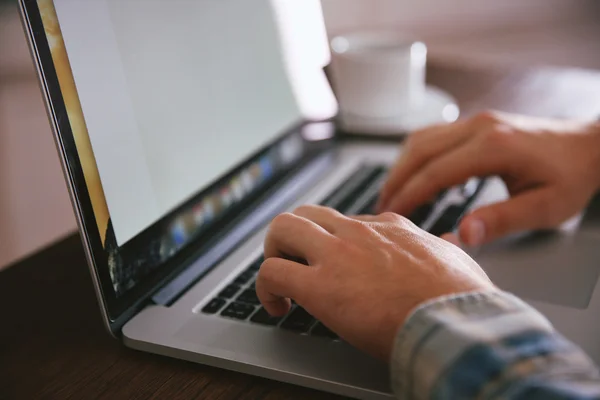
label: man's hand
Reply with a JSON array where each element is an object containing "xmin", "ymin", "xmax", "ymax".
[
  {"xmin": 256, "ymin": 205, "xmax": 494, "ymax": 361},
  {"xmin": 377, "ymin": 111, "xmax": 600, "ymax": 246}
]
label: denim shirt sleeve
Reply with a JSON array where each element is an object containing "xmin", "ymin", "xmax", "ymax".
[{"xmin": 391, "ymin": 291, "xmax": 600, "ymax": 400}]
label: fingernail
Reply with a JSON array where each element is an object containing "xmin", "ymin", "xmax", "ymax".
[{"xmin": 464, "ymin": 219, "xmax": 486, "ymax": 247}]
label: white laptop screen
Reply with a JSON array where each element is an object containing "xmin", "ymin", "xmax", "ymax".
[
  {"xmin": 35, "ymin": 0, "xmax": 336, "ymax": 300},
  {"xmin": 52, "ymin": 0, "xmax": 302, "ymax": 246}
]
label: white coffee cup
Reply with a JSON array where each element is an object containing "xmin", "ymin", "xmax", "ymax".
[{"xmin": 329, "ymin": 32, "xmax": 427, "ymax": 119}]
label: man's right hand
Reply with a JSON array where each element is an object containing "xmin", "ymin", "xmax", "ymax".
[
  {"xmin": 255, "ymin": 206, "xmax": 494, "ymax": 361},
  {"xmin": 377, "ymin": 112, "xmax": 600, "ymax": 246}
]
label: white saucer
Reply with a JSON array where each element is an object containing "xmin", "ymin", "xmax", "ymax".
[{"xmin": 337, "ymin": 86, "xmax": 459, "ymax": 136}]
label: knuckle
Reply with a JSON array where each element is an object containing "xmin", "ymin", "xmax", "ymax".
[
  {"xmin": 270, "ymin": 212, "xmax": 295, "ymax": 230},
  {"xmin": 472, "ymin": 110, "xmax": 499, "ymax": 126},
  {"xmin": 346, "ymin": 218, "xmax": 373, "ymax": 234},
  {"xmin": 480, "ymin": 125, "xmax": 513, "ymax": 149},
  {"xmin": 410, "ymin": 123, "xmax": 440, "ymax": 142},
  {"xmin": 293, "ymin": 204, "xmax": 314, "ymax": 214},
  {"xmin": 379, "ymin": 212, "xmax": 403, "ymax": 223}
]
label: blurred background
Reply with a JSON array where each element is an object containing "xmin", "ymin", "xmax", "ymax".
[{"xmin": 1, "ymin": 0, "xmax": 600, "ymax": 269}]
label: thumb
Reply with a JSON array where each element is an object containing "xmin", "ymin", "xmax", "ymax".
[{"xmin": 458, "ymin": 188, "xmax": 557, "ymax": 247}]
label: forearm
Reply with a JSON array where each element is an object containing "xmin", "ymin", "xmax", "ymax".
[{"xmin": 391, "ymin": 291, "xmax": 600, "ymax": 400}]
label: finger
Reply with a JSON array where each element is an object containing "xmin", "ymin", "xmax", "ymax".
[
  {"xmin": 385, "ymin": 140, "xmax": 508, "ymax": 216},
  {"xmin": 458, "ymin": 188, "xmax": 559, "ymax": 247},
  {"xmin": 377, "ymin": 120, "xmax": 472, "ymax": 212},
  {"xmin": 351, "ymin": 213, "xmax": 403, "ymax": 223},
  {"xmin": 292, "ymin": 205, "xmax": 346, "ymax": 233},
  {"xmin": 350, "ymin": 215, "xmax": 379, "ymax": 222},
  {"xmin": 264, "ymin": 213, "xmax": 335, "ymax": 263},
  {"xmin": 441, "ymin": 232, "xmax": 461, "ymax": 247},
  {"xmin": 256, "ymin": 257, "xmax": 314, "ymax": 316}
]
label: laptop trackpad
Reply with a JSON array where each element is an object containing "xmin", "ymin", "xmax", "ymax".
[{"xmin": 474, "ymin": 231, "xmax": 600, "ymax": 310}]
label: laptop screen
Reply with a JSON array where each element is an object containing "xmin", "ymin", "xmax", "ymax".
[{"xmin": 30, "ymin": 0, "xmax": 336, "ymax": 317}]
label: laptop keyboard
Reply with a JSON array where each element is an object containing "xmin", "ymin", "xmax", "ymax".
[{"xmin": 200, "ymin": 165, "xmax": 486, "ymax": 340}]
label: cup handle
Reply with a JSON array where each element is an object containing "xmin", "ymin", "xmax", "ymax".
[{"xmin": 322, "ymin": 64, "xmax": 335, "ymax": 95}]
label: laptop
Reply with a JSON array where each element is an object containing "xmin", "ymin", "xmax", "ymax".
[{"xmin": 19, "ymin": 0, "xmax": 600, "ymax": 399}]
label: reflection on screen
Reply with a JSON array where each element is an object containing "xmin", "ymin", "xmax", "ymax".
[{"xmin": 106, "ymin": 134, "xmax": 305, "ymax": 294}]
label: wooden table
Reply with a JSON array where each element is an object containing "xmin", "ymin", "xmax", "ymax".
[{"xmin": 3, "ymin": 60, "xmax": 600, "ymax": 400}]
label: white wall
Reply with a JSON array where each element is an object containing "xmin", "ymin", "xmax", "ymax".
[
  {"xmin": 321, "ymin": 0, "xmax": 600, "ymax": 68},
  {"xmin": 322, "ymin": 0, "xmax": 591, "ymax": 35}
]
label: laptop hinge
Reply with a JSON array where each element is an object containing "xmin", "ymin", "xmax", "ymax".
[{"xmin": 151, "ymin": 152, "xmax": 335, "ymax": 306}]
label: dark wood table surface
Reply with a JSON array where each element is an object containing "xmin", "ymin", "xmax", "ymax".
[{"xmin": 3, "ymin": 60, "xmax": 600, "ymax": 400}]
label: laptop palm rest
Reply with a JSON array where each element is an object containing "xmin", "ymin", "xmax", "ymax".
[
  {"xmin": 466, "ymin": 179, "xmax": 600, "ymax": 310},
  {"xmin": 172, "ymin": 318, "xmax": 392, "ymax": 397},
  {"xmin": 476, "ymin": 230, "xmax": 600, "ymax": 309}
]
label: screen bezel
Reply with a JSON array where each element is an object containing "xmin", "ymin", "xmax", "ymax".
[{"xmin": 19, "ymin": 0, "xmax": 335, "ymax": 334}]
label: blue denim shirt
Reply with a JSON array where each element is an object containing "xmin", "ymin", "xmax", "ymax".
[{"xmin": 392, "ymin": 291, "xmax": 600, "ymax": 399}]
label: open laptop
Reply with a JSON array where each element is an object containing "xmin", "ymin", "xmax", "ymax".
[{"xmin": 19, "ymin": 0, "xmax": 600, "ymax": 399}]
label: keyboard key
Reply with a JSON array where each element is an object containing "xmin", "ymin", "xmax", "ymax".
[
  {"xmin": 443, "ymin": 204, "xmax": 467, "ymax": 221},
  {"xmin": 234, "ymin": 270, "xmax": 255, "ymax": 285},
  {"xmin": 436, "ymin": 189, "xmax": 449, "ymax": 201},
  {"xmin": 324, "ymin": 166, "xmax": 385, "ymax": 213},
  {"xmin": 244, "ymin": 266, "xmax": 258, "ymax": 276},
  {"xmin": 221, "ymin": 302, "xmax": 256, "ymax": 320},
  {"xmin": 461, "ymin": 178, "xmax": 480, "ymax": 198},
  {"xmin": 202, "ymin": 298, "xmax": 226, "ymax": 314},
  {"xmin": 237, "ymin": 289, "xmax": 261, "ymax": 305},
  {"xmin": 248, "ymin": 256, "xmax": 264, "ymax": 271},
  {"xmin": 311, "ymin": 322, "xmax": 338, "ymax": 339},
  {"xmin": 358, "ymin": 194, "xmax": 379, "ymax": 215},
  {"xmin": 429, "ymin": 205, "xmax": 466, "ymax": 236},
  {"xmin": 250, "ymin": 307, "xmax": 283, "ymax": 326},
  {"xmin": 281, "ymin": 307, "xmax": 316, "ymax": 333},
  {"xmin": 409, "ymin": 203, "xmax": 433, "ymax": 226},
  {"xmin": 218, "ymin": 284, "xmax": 241, "ymax": 299}
]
